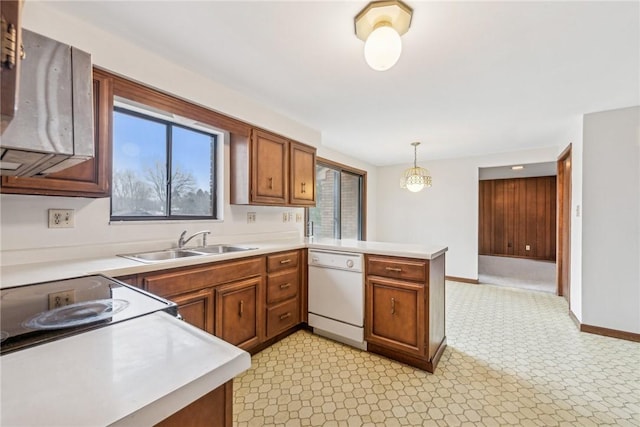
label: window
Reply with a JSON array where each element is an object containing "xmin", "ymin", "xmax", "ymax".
[
  {"xmin": 111, "ymin": 106, "xmax": 218, "ymax": 220},
  {"xmin": 308, "ymin": 160, "xmax": 366, "ymax": 240}
]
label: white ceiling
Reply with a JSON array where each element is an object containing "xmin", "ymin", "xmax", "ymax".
[{"xmin": 51, "ymin": 1, "xmax": 639, "ymax": 166}]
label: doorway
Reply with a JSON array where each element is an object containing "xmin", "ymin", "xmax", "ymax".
[
  {"xmin": 556, "ymin": 145, "xmax": 572, "ymax": 303},
  {"xmin": 477, "ymin": 162, "xmax": 558, "ymax": 293}
]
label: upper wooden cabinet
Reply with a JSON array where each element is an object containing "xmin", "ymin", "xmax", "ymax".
[
  {"xmin": 252, "ymin": 129, "xmax": 288, "ymax": 204},
  {"xmin": 0, "ymin": 0, "xmax": 23, "ymax": 133},
  {"xmin": 231, "ymin": 128, "xmax": 316, "ymax": 207},
  {"xmin": 0, "ymin": 68, "xmax": 112, "ymax": 197},
  {"xmin": 289, "ymin": 142, "xmax": 316, "ymax": 206}
]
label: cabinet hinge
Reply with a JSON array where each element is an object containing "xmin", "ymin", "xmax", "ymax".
[{"xmin": 1, "ymin": 16, "xmax": 17, "ymax": 69}]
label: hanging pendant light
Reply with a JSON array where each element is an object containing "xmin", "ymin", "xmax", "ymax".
[{"xmin": 400, "ymin": 142, "xmax": 432, "ymax": 192}]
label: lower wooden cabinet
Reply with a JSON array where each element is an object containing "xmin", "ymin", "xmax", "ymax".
[
  {"xmin": 264, "ymin": 250, "xmax": 301, "ymax": 341},
  {"xmin": 365, "ymin": 254, "xmax": 446, "ymax": 373},
  {"xmin": 366, "ymin": 277, "xmax": 424, "ymax": 355},
  {"xmin": 171, "ymin": 289, "xmax": 214, "ymax": 334},
  {"xmin": 155, "ymin": 380, "xmax": 232, "ymax": 427},
  {"xmin": 215, "ymin": 277, "xmax": 262, "ymax": 350}
]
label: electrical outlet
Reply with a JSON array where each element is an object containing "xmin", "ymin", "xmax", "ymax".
[
  {"xmin": 48, "ymin": 209, "xmax": 75, "ymax": 228},
  {"xmin": 283, "ymin": 212, "xmax": 289, "ymax": 223},
  {"xmin": 525, "ymin": 245, "xmax": 531, "ymax": 251},
  {"xmin": 296, "ymin": 213, "xmax": 303, "ymax": 223},
  {"xmin": 48, "ymin": 290, "xmax": 76, "ymax": 310},
  {"xmin": 247, "ymin": 212, "xmax": 256, "ymax": 223}
]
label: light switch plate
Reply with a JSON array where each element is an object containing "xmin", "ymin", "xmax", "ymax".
[{"xmin": 48, "ymin": 209, "xmax": 75, "ymax": 228}]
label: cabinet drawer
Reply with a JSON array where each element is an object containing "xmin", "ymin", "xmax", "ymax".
[
  {"xmin": 267, "ymin": 270, "xmax": 299, "ymax": 304},
  {"xmin": 267, "ymin": 250, "xmax": 299, "ymax": 273},
  {"xmin": 266, "ymin": 298, "xmax": 299, "ymax": 338},
  {"xmin": 366, "ymin": 256, "xmax": 427, "ymax": 282}
]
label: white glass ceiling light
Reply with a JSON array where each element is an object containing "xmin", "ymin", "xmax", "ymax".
[
  {"xmin": 355, "ymin": 0, "xmax": 413, "ymax": 71},
  {"xmin": 400, "ymin": 142, "xmax": 432, "ymax": 192}
]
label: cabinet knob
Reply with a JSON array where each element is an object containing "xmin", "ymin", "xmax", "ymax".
[
  {"xmin": 268, "ymin": 177, "xmax": 273, "ymax": 189},
  {"xmin": 279, "ymin": 282, "xmax": 291, "ymax": 289},
  {"xmin": 391, "ymin": 297, "xmax": 396, "ymax": 315},
  {"xmin": 301, "ymin": 182, "xmax": 306, "ymax": 194},
  {"xmin": 385, "ymin": 266, "xmax": 402, "ymax": 272},
  {"xmin": 280, "ymin": 259, "xmax": 292, "ymax": 265},
  {"xmin": 239, "ymin": 300, "xmax": 244, "ymax": 317}
]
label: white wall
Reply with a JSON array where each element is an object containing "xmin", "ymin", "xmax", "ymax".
[
  {"xmin": 0, "ymin": 2, "xmax": 376, "ymax": 265},
  {"xmin": 582, "ymin": 106, "xmax": 640, "ymax": 333},
  {"xmin": 376, "ymin": 147, "xmax": 559, "ymax": 280}
]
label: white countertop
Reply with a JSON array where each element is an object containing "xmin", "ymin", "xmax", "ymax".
[
  {"xmin": 1, "ymin": 311, "xmax": 251, "ymax": 427},
  {"xmin": 0, "ymin": 239, "xmax": 447, "ymax": 288},
  {"xmin": 306, "ymin": 238, "xmax": 448, "ymax": 260}
]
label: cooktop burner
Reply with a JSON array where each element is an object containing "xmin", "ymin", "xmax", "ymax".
[{"xmin": 0, "ymin": 275, "xmax": 177, "ymax": 355}]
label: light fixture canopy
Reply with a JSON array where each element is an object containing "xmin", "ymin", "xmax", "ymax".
[
  {"xmin": 400, "ymin": 142, "xmax": 432, "ymax": 192},
  {"xmin": 355, "ymin": 0, "xmax": 413, "ymax": 71}
]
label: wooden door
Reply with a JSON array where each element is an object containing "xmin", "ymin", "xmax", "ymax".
[
  {"xmin": 557, "ymin": 145, "xmax": 572, "ymax": 300},
  {"xmin": 171, "ymin": 289, "xmax": 214, "ymax": 334},
  {"xmin": 289, "ymin": 141, "xmax": 316, "ymax": 206},
  {"xmin": 215, "ymin": 277, "xmax": 261, "ymax": 350},
  {"xmin": 365, "ymin": 277, "xmax": 424, "ymax": 356},
  {"xmin": 251, "ymin": 129, "xmax": 288, "ymax": 204}
]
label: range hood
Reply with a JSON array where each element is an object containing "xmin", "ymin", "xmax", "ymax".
[{"xmin": 0, "ymin": 29, "xmax": 94, "ymax": 177}]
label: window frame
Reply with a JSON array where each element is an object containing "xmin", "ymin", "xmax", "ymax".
[
  {"xmin": 100, "ymin": 70, "xmax": 249, "ymax": 223},
  {"xmin": 110, "ymin": 105, "xmax": 219, "ymax": 221},
  {"xmin": 307, "ymin": 157, "xmax": 367, "ymax": 240}
]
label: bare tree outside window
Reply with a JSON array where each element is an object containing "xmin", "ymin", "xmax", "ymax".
[{"xmin": 111, "ymin": 107, "xmax": 217, "ymax": 220}]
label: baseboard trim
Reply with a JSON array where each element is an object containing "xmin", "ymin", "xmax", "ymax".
[
  {"xmin": 446, "ymin": 275, "xmax": 479, "ymax": 284},
  {"xmin": 580, "ymin": 323, "xmax": 640, "ymax": 343}
]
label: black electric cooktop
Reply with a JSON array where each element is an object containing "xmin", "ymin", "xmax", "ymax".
[{"xmin": 0, "ymin": 275, "xmax": 177, "ymax": 355}]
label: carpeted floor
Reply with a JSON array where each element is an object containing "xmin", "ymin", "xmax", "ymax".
[{"xmin": 233, "ymin": 281, "xmax": 640, "ymax": 426}]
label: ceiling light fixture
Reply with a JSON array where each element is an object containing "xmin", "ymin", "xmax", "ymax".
[
  {"xmin": 354, "ymin": 0, "xmax": 413, "ymax": 71},
  {"xmin": 400, "ymin": 142, "xmax": 432, "ymax": 192},
  {"xmin": 511, "ymin": 165, "xmax": 524, "ymax": 170}
]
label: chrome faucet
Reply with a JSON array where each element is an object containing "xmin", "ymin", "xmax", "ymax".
[{"xmin": 178, "ymin": 230, "xmax": 211, "ymax": 248}]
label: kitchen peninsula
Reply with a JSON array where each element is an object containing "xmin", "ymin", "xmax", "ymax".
[{"xmin": 1, "ymin": 237, "xmax": 447, "ymax": 425}]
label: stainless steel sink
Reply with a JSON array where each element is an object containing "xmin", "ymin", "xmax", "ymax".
[
  {"xmin": 118, "ymin": 245, "xmax": 256, "ymax": 263},
  {"xmin": 119, "ymin": 249, "xmax": 204, "ymax": 263},
  {"xmin": 192, "ymin": 245, "xmax": 257, "ymax": 254}
]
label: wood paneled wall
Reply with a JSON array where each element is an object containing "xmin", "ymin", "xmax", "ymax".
[{"xmin": 479, "ymin": 176, "xmax": 556, "ymax": 261}]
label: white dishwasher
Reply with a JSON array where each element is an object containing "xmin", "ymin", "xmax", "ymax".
[{"xmin": 308, "ymin": 249, "xmax": 366, "ymax": 350}]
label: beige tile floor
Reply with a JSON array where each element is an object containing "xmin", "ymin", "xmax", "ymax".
[{"xmin": 234, "ymin": 281, "xmax": 640, "ymax": 426}]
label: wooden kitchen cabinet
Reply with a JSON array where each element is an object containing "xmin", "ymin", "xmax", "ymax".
[
  {"xmin": 215, "ymin": 276, "xmax": 262, "ymax": 350},
  {"xmin": 155, "ymin": 381, "xmax": 232, "ymax": 427},
  {"xmin": 142, "ymin": 256, "xmax": 264, "ymax": 344},
  {"xmin": 289, "ymin": 141, "xmax": 316, "ymax": 206},
  {"xmin": 264, "ymin": 250, "xmax": 301, "ymax": 340},
  {"xmin": 365, "ymin": 254, "xmax": 446, "ymax": 373},
  {"xmin": 0, "ymin": 68, "xmax": 112, "ymax": 197},
  {"xmin": 172, "ymin": 289, "xmax": 215, "ymax": 334},
  {"xmin": 230, "ymin": 129, "xmax": 316, "ymax": 207},
  {"xmin": 0, "ymin": 0, "xmax": 23, "ymax": 133}
]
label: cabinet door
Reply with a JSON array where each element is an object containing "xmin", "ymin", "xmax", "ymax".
[
  {"xmin": 215, "ymin": 277, "xmax": 262, "ymax": 350},
  {"xmin": 172, "ymin": 289, "xmax": 214, "ymax": 334},
  {"xmin": 0, "ymin": 68, "xmax": 112, "ymax": 197},
  {"xmin": 365, "ymin": 277, "xmax": 425, "ymax": 356},
  {"xmin": 251, "ymin": 129, "xmax": 288, "ymax": 204},
  {"xmin": 0, "ymin": 0, "xmax": 23, "ymax": 132},
  {"xmin": 289, "ymin": 141, "xmax": 316, "ymax": 206}
]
